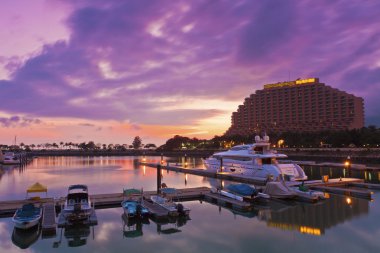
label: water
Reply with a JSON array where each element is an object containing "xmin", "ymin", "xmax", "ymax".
[{"xmin": 1, "ymin": 156, "xmax": 380, "ymax": 253}]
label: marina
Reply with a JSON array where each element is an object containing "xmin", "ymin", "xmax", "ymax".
[{"xmin": 0, "ymin": 156, "xmax": 380, "ymax": 253}]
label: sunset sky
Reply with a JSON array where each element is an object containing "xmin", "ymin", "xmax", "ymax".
[{"xmin": 1, "ymin": 0, "xmax": 380, "ymax": 146}]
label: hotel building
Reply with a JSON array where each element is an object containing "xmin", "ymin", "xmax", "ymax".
[{"xmin": 225, "ymin": 78, "xmax": 364, "ymax": 135}]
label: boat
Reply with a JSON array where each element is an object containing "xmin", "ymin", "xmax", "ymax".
[
  {"xmin": 12, "ymin": 203, "xmax": 42, "ymax": 230},
  {"xmin": 62, "ymin": 185, "xmax": 93, "ymax": 222},
  {"xmin": 263, "ymin": 181, "xmax": 297, "ymax": 199},
  {"xmin": 290, "ymin": 183, "xmax": 326, "ymax": 200},
  {"xmin": 121, "ymin": 200, "xmax": 149, "ymax": 218},
  {"xmin": 203, "ymin": 134, "xmax": 307, "ymax": 182},
  {"xmin": 223, "ymin": 183, "xmax": 270, "ymax": 202},
  {"xmin": 2, "ymin": 152, "xmax": 20, "ymax": 165},
  {"xmin": 150, "ymin": 188, "xmax": 190, "ymax": 216},
  {"xmin": 121, "ymin": 188, "xmax": 149, "ymax": 218}
]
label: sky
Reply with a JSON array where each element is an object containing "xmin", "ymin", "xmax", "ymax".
[{"xmin": 0, "ymin": 0, "xmax": 380, "ymax": 146}]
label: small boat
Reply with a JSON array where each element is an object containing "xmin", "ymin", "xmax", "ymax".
[
  {"xmin": 12, "ymin": 203, "xmax": 42, "ymax": 230},
  {"xmin": 224, "ymin": 183, "xmax": 270, "ymax": 201},
  {"xmin": 2, "ymin": 152, "xmax": 20, "ymax": 165},
  {"xmin": 63, "ymin": 185, "xmax": 93, "ymax": 222},
  {"xmin": 121, "ymin": 200, "xmax": 149, "ymax": 218},
  {"xmin": 291, "ymin": 183, "xmax": 326, "ymax": 200},
  {"xmin": 150, "ymin": 188, "xmax": 190, "ymax": 216},
  {"xmin": 263, "ymin": 181, "xmax": 297, "ymax": 199}
]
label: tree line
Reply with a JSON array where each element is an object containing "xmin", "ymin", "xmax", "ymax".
[
  {"xmin": 158, "ymin": 126, "xmax": 380, "ymax": 150},
  {"xmin": 0, "ymin": 136, "xmax": 157, "ymax": 151}
]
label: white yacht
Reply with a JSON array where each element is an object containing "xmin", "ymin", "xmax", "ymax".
[
  {"xmin": 203, "ymin": 135, "xmax": 307, "ymax": 182},
  {"xmin": 2, "ymin": 152, "xmax": 20, "ymax": 165}
]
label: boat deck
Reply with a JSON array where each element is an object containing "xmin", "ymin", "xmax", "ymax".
[{"xmin": 57, "ymin": 209, "xmax": 98, "ymax": 227}]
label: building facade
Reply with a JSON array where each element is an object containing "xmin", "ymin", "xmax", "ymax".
[{"xmin": 225, "ymin": 78, "xmax": 364, "ymax": 136}]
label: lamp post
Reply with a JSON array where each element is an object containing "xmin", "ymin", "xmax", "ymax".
[{"xmin": 345, "ymin": 156, "xmax": 351, "ymax": 177}]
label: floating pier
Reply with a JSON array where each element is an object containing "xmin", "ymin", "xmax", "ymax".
[
  {"xmin": 203, "ymin": 191, "xmax": 253, "ymax": 211},
  {"xmin": 142, "ymin": 162, "xmax": 268, "ymax": 185},
  {"xmin": 41, "ymin": 203, "xmax": 57, "ymax": 237}
]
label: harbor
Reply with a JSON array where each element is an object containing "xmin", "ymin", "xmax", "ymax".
[{"xmin": 0, "ymin": 155, "xmax": 380, "ymax": 252}]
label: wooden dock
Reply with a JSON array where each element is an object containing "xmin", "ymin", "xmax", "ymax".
[
  {"xmin": 142, "ymin": 162, "xmax": 268, "ymax": 185},
  {"xmin": 203, "ymin": 191, "xmax": 252, "ymax": 211},
  {"xmin": 141, "ymin": 199, "xmax": 169, "ymax": 218},
  {"xmin": 41, "ymin": 203, "xmax": 57, "ymax": 238}
]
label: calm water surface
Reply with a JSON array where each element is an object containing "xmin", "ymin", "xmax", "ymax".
[{"xmin": 0, "ymin": 156, "xmax": 380, "ymax": 253}]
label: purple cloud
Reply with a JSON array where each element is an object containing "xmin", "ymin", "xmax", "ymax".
[
  {"xmin": 0, "ymin": 115, "xmax": 42, "ymax": 128},
  {"xmin": 0, "ymin": 0, "xmax": 380, "ymax": 128}
]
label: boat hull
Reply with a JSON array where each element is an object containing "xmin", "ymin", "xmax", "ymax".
[
  {"xmin": 13, "ymin": 218, "xmax": 40, "ymax": 230},
  {"xmin": 12, "ymin": 207, "xmax": 42, "ymax": 230},
  {"xmin": 121, "ymin": 200, "xmax": 149, "ymax": 218}
]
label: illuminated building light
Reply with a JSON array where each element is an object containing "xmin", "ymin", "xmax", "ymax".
[
  {"xmin": 264, "ymin": 78, "xmax": 318, "ymax": 89},
  {"xmin": 299, "ymin": 226, "xmax": 321, "ymax": 236}
]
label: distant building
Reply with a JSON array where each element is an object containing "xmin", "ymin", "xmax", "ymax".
[{"xmin": 225, "ymin": 78, "xmax": 364, "ymax": 135}]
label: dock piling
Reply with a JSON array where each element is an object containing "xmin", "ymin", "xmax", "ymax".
[{"xmin": 157, "ymin": 164, "xmax": 162, "ymax": 194}]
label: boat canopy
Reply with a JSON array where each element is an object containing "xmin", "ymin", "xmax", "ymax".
[
  {"xmin": 161, "ymin": 188, "xmax": 177, "ymax": 194},
  {"xmin": 27, "ymin": 182, "xmax": 47, "ymax": 193},
  {"xmin": 227, "ymin": 184, "xmax": 256, "ymax": 196},
  {"xmin": 123, "ymin": 188, "xmax": 142, "ymax": 195}
]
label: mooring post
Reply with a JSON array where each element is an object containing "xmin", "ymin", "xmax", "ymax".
[
  {"xmin": 157, "ymin": 164, "xmax": 162, "ymax": 194},
  {"xmin": 220, "ymin": 157, "xmax": 223, "ymax": 172}
]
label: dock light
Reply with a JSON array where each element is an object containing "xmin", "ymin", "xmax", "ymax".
[
  {"xmin": 346, "ymin": 197, "xmax": 352, "ymax": 205},
  {"xmin": 185, "ymin": 161, "xmax": 188, "ymax": 167},
  {"xmin": 142, "ymin": 156, "xmax": 146, "ymax": 162}
]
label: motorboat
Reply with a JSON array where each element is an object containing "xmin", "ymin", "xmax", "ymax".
[
  {"xmin": 150, "ymin": 188, "xmax": 190, "ymax": 216},
  {"xmin": 2, "ymin": 152, "xmax": 20, "ymax": 165},
  {"xmin": 263, "ymin": 181, "xmax": 297, "ymax": 199},
  {"xmin": 121, "ymin": 200, "xmax": 149, "ymax": 218},
  {"xmin": 12, "ymin": 203, "xmax": 42, "ymax": 230},
  {"xmin": 222, "ymin": 183, "xmax": 270, "ymax": 202},
  {"xmin": 203, "ymin": 135, "xmax": 307, "ymax": 182},
  {"xmin": 62, "ymin": 185, "xmax": 93, "ymax": 222}
]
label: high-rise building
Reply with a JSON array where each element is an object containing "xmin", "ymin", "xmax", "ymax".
[{"xmin": 225, "ymin": 78, "xmax": 364, "ymax": 136}]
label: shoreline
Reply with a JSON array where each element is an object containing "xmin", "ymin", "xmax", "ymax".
[{"xmin": 19, "ymin": 149, "xmax": 380, "ymax": 165}]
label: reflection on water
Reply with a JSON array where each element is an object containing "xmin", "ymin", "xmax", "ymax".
[
  {"xmin": 121, "ymin": 214, "xmax": 149, "ymax": 238},
  {"xmin": 0, "ymin": 156, "xmax": 379, "ymax": 252},
  {"xmin": 12, "ymin": 225, "xmax": 41, "ymax": 249},
  {"xmin": 257, "ymin": 194, "xmax": 369, "ymax": 236},
  {"xmin": 150, "ymin": 215, "xmax": 191, "ymax": 235},
  {"xmin": 52, "ymin": 223, "xmax": 95, "ymax": 248},
  {"xmin": 301, "ymin": 165, "xmax": 380, "ymax": 184}
]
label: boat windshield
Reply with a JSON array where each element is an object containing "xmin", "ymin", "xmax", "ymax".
[
  {"xmin": 230, "ymin": 146, "xmax": 249, "ymax": 151},
  {"xmin": 261, "ymin": 158, "xmax": 278, "ymax": 164}
]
